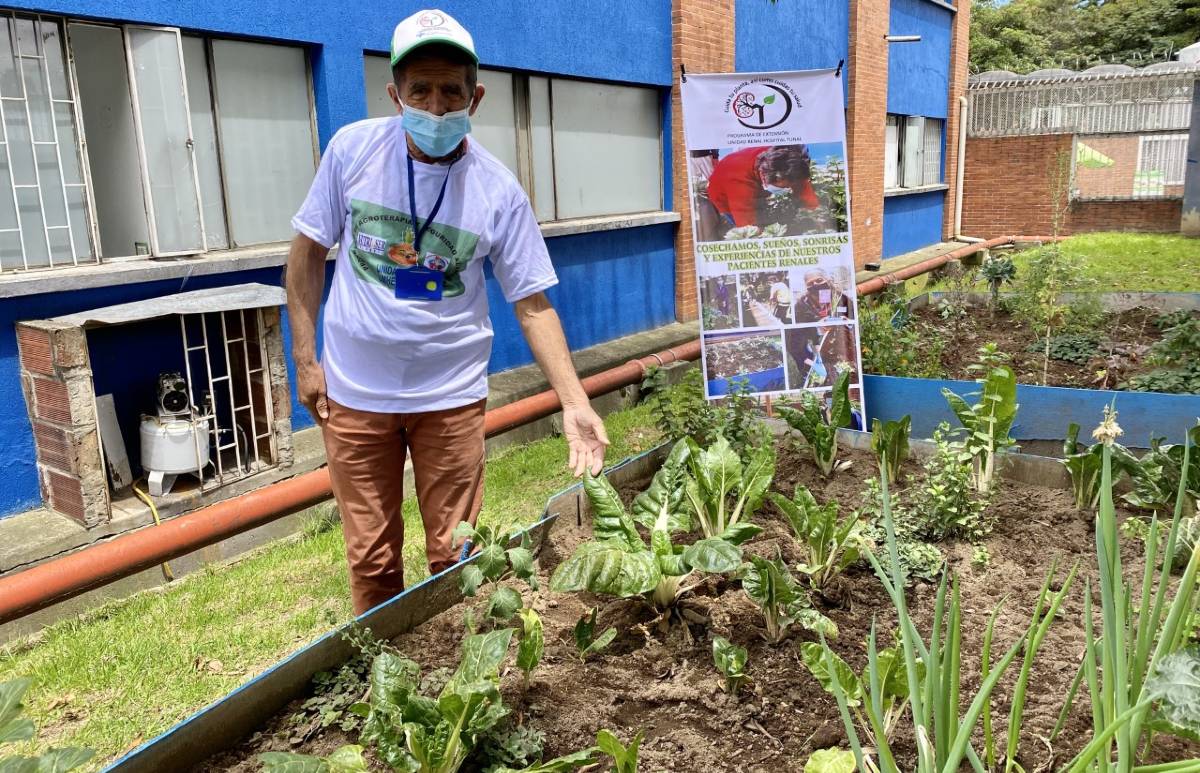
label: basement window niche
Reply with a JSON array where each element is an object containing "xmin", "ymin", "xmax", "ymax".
[{"xmin": 15, "ymin": 283, "xmax": 293, "ymax": 527}]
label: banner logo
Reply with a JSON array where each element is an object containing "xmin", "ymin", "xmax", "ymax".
[{"xmin": 730, "ymin": 82, "xmax": 795, "ymax": 130}]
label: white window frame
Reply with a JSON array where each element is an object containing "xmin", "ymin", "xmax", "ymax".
[
  {"xmin": 1137, "ymin": 133, "xmax": 1188, "ymax": 188},
  {"xmin": 0, "ymin": 10, "xmax": 320, "ymax": 275},
  {"xmin": 363, "ymin": 53, "xmax": 664, "ymax": 224},
  {"xmin": 885, "ymin": 112, "xmax": 945, "ymax": 192}
]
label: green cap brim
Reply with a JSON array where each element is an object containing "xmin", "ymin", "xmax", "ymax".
[{"xmin": 390, "ymin": 38, "xmax": 479, "ymax": 67}]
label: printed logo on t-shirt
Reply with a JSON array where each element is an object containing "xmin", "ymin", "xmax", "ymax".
[{"xmin": 349, "ymin": 198, "xmax": 480, "ymax": 298}]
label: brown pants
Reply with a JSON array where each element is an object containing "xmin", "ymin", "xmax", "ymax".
[{"xmin": 322, "ymin": 397, "xmax": 486, "ymax": 615}]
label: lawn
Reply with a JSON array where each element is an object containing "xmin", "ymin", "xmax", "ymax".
[
  {"xmin": 912, "ymin": 231, "xmax": 1199, "ymax": 295},
  {"xmin": 0, "ymin": 403, "xmax": 662, "ymax": 769}
]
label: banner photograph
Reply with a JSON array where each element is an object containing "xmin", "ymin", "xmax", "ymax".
[{"xmin": 681, "ymin": 69, "xmax": 865, "ymax": 421}]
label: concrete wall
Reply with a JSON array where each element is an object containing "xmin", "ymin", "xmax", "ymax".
[{"xmin": 734, "ymin": 0, "xmax": 848, "ymax": 75}]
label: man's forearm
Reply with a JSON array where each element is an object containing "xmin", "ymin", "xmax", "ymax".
[
  {"xmin": 515, "ymin": 292, "xmax": 587, "ymax": 407},
  {"xmin": 285, "ymin": 235, "xmax": 328, "ymax": 366}
]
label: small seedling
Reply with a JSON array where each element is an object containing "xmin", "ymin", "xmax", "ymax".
[
  {"xmin": 573, "ymin": 607, "xmax": 617, "ymax": 662},
  {"xmin": 596, "ymin": 729, "xmax": 644, "ymax": 773},
  {"xmin": 972, "ymin": 544, "xmax": 991, "ymax": 570},
  {"xmin": 712, "ymin": 636, "xmax": 749, "ymax": 696}
]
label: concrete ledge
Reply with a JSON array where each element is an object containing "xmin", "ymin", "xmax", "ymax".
[
  {"xmin": 0, "ymin": 212, "xmax": 682, "ymax": 299},
  {"xmin": 883, "ymin": 183, "xmax": 951, "ymax": 198}
]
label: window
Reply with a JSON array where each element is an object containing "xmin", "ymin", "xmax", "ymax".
[
  {"xmin": 0, "ymin": 10, "xmax": 318, "ymax": 274},
  {"xmin": 884, "ymin": 113, "xmax": 943, "ymax": 191},
  {"xmin": 363, "ymin": 54, "xmax": 663, "ymax": 222},
  {"xmin": 1136, "ymin": 133, "xmax": 1188, "ymax": 196}
]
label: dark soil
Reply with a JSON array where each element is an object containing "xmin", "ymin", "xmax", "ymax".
[
  {"xmin": 201, "ymin": 443, "xmax": 1199, "ymax": 772},
  {"xmin": 911, "ymin": 305, "xmax": 1190, "ymax": 389}
]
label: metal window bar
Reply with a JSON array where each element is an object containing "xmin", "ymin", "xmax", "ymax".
[
  {"xmin": 1139, "ymin": 133, "xmax": 1188, "ymax": 186},
  {"xmin": 0, "ymin": 11, "xmax": 95, "ymax": 273},
  {"xmin": 178, "ymin": 308, "xmax": 278, "ymax": 493},
  {"xmin": 968, "ymin": 70, "xmax": 1198, "ymax": 138}
]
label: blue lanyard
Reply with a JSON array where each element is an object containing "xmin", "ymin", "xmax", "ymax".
[{"xmin": 406, "ymin": 154, "xmax": 456, "ymax": 254}]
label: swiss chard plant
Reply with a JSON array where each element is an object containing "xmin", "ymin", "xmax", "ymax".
[
  {"xmin": 682, "ymin": 435, "xmax": 774, "ymax": 540},
  {"xmin": 1123, "ymin": 425, "xmax": 1200, "ymax": 513},
  {"xmin": 550, "ymin": 441, "xmax": 744, "ymax": 610},
  {"xmin": 777, "ymin": 369, "xmax": 854, "ymax": 477},
  {"xmin": 596, "ymin": 729, "xmax": 643, "ymax": 773},
  {"xmin": 572, "ymin": 608, "xmax": 617, "ymax": 662},
  {"xmin": 1062, "ymin": 417, "xmax": 1138, "ymax": 511},
  {"xmin": 741, "ymin": 554, "xmax": 836, "ymax": 644},
  {"xmin": 711, "ymin": 636, "xmax": 749, "ymax": 696},
  {"xmin": 979, "ymin": 254, "xmax": 1017, "ymax": 312},
  {"xmin": 515, "ymin": 608, "xmax": 543, "ymax": 689},
  {"xmin": 942, "ymin": 364, "xmax": 1018, "ymax": 494},
  {"xmin": 770, "ymin": 485, "xmax": 863, "ymax": 592},
  {"xmin": 800, "ymin": 636, "xmax": 917, "ymax": 750},
  {"xmin": 870, "ymin": 415, "xmax": 911, "ymax": 485},
  {"xmin": 0, "ymin": 678, "xmax": 93, "ymax": 773}
]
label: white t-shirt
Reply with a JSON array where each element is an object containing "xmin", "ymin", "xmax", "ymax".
[{"xmin": 292, "ymin": 117, "xmax": 558, "ymax": 414}]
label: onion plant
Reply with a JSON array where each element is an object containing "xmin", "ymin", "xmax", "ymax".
[
  {"xmin": 815, "ymin": 458, "xmax": 1033, "ymax": 773},
  {"xmin": 1059, "ymin": 410, "xmax": 1200, "ymax": 772}
]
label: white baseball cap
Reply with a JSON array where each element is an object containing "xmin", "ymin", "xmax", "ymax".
[{"xmin": 390, "ymin": 9, "xmax": 478, "ymax": 67}]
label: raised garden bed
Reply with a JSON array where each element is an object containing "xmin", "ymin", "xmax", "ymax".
[{"xmin": 156, "ymin": 431, "xmax": 1198, "ymax": 772}]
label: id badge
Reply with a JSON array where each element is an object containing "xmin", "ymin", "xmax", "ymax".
[{"xmin": 395, "ymin": 266, "xmax": 443, "ymax": 301}]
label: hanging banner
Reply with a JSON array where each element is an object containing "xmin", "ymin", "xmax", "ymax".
[{"xmin": 681, "ymin": 68, "xmax": 865, "ymax": 421}]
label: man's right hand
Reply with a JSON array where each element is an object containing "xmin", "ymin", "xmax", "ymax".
[{"xmin": 297, "ymin": 359, "xmax": 329, "ymax": 425}]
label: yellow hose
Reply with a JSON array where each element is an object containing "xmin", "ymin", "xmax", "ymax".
[{"xmin": 132, "ymin": 481, "xmax": 176, "ymax": 582}]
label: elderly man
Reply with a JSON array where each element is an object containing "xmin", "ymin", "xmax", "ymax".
[{"xmin": 287, "ymin": 9, "xmax": 608, "ymax": 614}]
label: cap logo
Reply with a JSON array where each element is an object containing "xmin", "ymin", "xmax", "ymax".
[{"xmin": 418, "ymin": 11, "xmax": 445, "ymax": 28}]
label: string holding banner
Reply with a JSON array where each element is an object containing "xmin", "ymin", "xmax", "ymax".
[{"xmin": 678, "ymin": 68, "xmax": 867, "ymax": 425}]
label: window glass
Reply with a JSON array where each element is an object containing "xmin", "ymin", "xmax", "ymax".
[
  {"xmin": 212, "ymin": 39, "xmax": 316, "ymax": 246},
  {"xmin": 550, "ymin": 79, "xmax": 661, "ymax": 219}
]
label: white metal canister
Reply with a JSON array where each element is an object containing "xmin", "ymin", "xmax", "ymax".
[{"xmin": 139, "ymin": 415, "xmax": 211, "ymax": 474}]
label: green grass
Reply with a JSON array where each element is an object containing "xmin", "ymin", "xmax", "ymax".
[
  {"xmin": 0, "ymin": 403, "xmax": 662, "ymax": 769},
  {"xmin": 910, "ymin": 232, "xmax": 1200, "ymax": 296}
]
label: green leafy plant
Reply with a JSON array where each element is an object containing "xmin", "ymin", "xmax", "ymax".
[
  {"xmin": 741, "ymin": 554, "xmax": 836, "ymax": 644},
  {"xmin": 596, "ymin": 729, "xmax": 643, "ymax": 773},
  {"xmin": 0, "ymin": 678, "xmax": 93, "ymax": 773},
  {"xmin": 261, "ymin": 746, "xmax": 369, "ymax": 772},
  {"xmin": 572, "ymin": 608, "xmax": 617, "ymax": 662},
  {"xmin": 770, "ymin": 485, "xmax": 863, "ymax": 592},
  {"xmin": 859, "ymin": 301, "xmax": 946, "ymax": 379},
  {"xmin": 1012, "ymin": 244, "xmax": 1101, "ymax": 383},
  {"xmin": 777, "ymin": 369, "xmax": 854, "ymax": 476},
  {"xmin": 1029, "ymin": 332, "xmax": 1099, "ymax": 365},
  {"xmin": 1172, "ymin": 515, "xmax": 1200, "ymax": 573},
  {"xmin": 871, "ymin": 415, "xmax": 911, "ymax": 484},
  {"xmin": 1144, "ymin": 647, "xmax": 1200, "ymax": 743},
  {"xmin": 909, "ymin": 425, "xmax": 992, "ymax": 542},
  {"xmin": 1062, "ymin": 419, "xmax": 1138, "ymax": 511},
  {"xmin": 859, "ymin": 477, "xmax": 945, "ymax": 583},
  {"xmin": 550, "ymin": 441, "xmax": 744, "ymax": 610},
  {"xmin": 972, "ymin": 544, "xmax": 990, "ymax": 570},
  {"xmin": 683, "ymin": 435, "xmax": 775, "ymax": 540},
  {"xmin": 641, "ymin": 368, "xmax": 769, "ymax": 463},
  {"xmin": 1124, "ymin": 426, "xmax": 1200, "ymax": 513},
  {"xmin": 942, "ymin": 364, "xmax": 1018, "ymax": 494},
  {"xmin": 711, "ymin": 636, "xmax": 749, "ymax": 696},
  {"xmin": 800, "ymin": 637, "xmax": 916, "ymax": 749},
  {"xmin": 804, "ymin": 748, "xmax": 857, "ymax": 773},
  {"xmin": 455, "ymin": 522, "xmax": 538, "ymax": 629},
  {"xmin": 979, "ymin": 254, "xmax": 1017, "ymax": 311},
  {"xmin": 515, "ymin": 608, "xmax": 543, "ymax": 689}
]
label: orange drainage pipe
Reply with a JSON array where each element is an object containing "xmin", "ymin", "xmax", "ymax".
[
  {"xmin": 0, "ymin": 232, "xmax": 1052, "ymax": 624},
  {"xmin": 0, "ymin": 340, "xmax": 701, "ymax": 625}
]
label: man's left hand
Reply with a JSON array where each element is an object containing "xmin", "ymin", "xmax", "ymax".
[{"xmin": 562, "ymin": 403, "xmax": 609, "ymax": 477}]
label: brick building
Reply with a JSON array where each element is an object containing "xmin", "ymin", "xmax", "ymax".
[
  {"xmin": 961, "ymin": 63, "xmax": 1199, "ymax": 237},
  {"xmin": 0, "ymin": 0, "xmax": 970, "ymax": 526}
]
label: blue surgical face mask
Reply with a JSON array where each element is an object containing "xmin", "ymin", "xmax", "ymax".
[
  {"xmin": 400, "ymin": 100, "xmax": 472, "ymax": 159},
  {"xmin": 764, "ymin": 183, "xmax": 789, "ymax": 194}
]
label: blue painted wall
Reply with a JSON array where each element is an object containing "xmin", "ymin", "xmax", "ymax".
[
  {"xmin": 0, "ymin": 223, "xmax": 675, "ymax": 517},
  {"xmin": 0, "ymin": 0, "xmax": 679, "ymax": 518},
  {"xmin": 2, "ymin": 0, "xmax": 673, "ymax": 147},
  {"xmin": 882, "ymin": 190, "xmax": 945, "ymax": 258},
  {"xmin": 886, "ymin": 0, "xmax": 954, "ymax": 119},
  {"xmin": 864, "ymin": 374, "xmax": 1200, "ymax": 447},
  {"xmin": 734, "ymin": 0, "xmax": 848, "ymax": 75}
]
